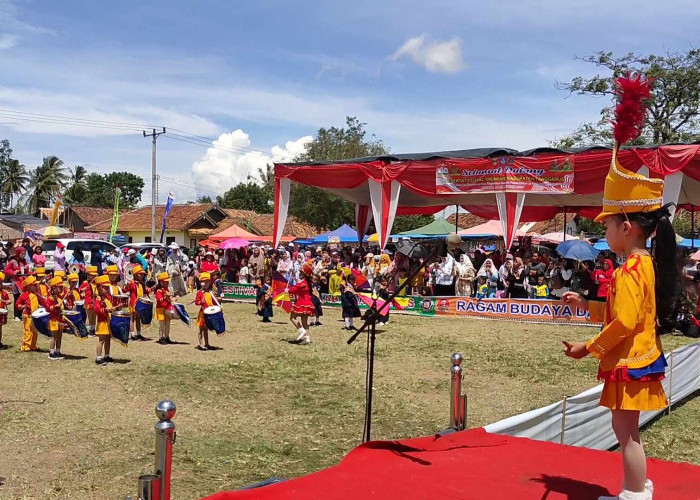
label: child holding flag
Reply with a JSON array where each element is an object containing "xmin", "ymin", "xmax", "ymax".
[
  {"xmin": 287, "ymin": 262, "xmax": 315, "ymax": 345},
  {"xmin": 154, "ymin": 272, "xmax": 173, "ymax": 345},
  {"xmin": 255, "ymin": 276, "xmax": 273, "ymax": 323},
  {"xmin": 93, "ymin": 275, "xmax": 114, "ymax": 365},
  {"xmin": 80, "ymin": 266, "xmax": 99, "ymax": 335},
  {"xmin": 126, "ymin": 265, "xmax": 150, "ymax": 341}
]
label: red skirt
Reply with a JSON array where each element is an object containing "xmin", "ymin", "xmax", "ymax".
[{"xmin": 291, "ymin": 304, "xmax": 315, "ymax": 316}]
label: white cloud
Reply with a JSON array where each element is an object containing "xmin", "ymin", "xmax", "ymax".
[
  {"xmin": 0, "ymin": 34, "xmax": 18, "ymax": 50},
  {"xmin": 190, "ymin": 131, "xmax": 312, "ymax": 197},
  {"xmin": 391, "ymin": 34, "xmax": 465, "ymax": 74}
]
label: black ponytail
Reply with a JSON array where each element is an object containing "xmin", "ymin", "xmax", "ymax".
[{"xmin": 625, "ymin": 203, "xmax": 680, "ymax": 334}]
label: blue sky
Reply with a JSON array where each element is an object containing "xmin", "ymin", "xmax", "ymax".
[{"xmin": 1, "ymin": 0, "xmax": 699, "ymax": 204}]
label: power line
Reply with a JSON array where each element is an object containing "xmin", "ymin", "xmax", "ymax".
[
  {"xmin": 0, "ymin": 109, "xmax": 157, "ymax": 129},
  {"xmin": 164, "ymin": 133, "xmax": 269, "ymax": 156}
]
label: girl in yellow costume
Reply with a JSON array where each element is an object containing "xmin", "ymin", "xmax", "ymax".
[
  {"xmin": 93, "ymin": 275, "xmax": 114, "ymax": 365},
  {"xmin": 16, "ymin": 275, "xmax": 41, "ymax": 352},
  {"xmin": 563, "ymin": 75, "xmax": 678, "ymax": 500}
]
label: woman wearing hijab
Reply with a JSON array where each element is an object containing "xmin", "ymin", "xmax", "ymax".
[
  {"xmin": 477, "ymin": 258, "xmax": 499, "ymax": 298},
  {"xmin": 454, "ymin": 254, "xmax": 476, "ymax": 297},
  {"xmin": 276, "ymin": 251, "xmax": 293, "ymax": 276},
  {"xmin": 248, "ymin": 246, "xmax": 265, "ymax": 281},
  {"xmin": 167, "ymin": 243, "xmax": 188, "ymax": 297},
  {"xmin": 293, "ymin": 253, "xmax": 304, "ymax": 280},
  {"xmin": 506, "ymin": 257, "xmax": 528, "ymax": 299},
  {"xmin": 69, "ymin": 246, "xmax": 87, "ymax": 282}
]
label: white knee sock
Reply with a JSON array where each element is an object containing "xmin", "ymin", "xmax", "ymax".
[{"xmin": 344, "ymin": 318, "xmax": 351, "ymax": 328}]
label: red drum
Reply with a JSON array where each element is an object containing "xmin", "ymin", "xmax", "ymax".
[
  {"xmin": 114, "ymin": 293, "xmax": 130, "ymax": 310},
  {"xmin": 0, "ymin": 308, "xmax": 7, "ymax": 325}
]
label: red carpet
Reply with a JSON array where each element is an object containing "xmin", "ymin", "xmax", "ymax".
[{"xmin": 203, "ymin": 428, "xmax": 700, "ymax": 499}]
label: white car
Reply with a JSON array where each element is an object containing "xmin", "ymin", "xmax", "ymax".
[{"xmin": 41, "ymin": 238, "xmax": 118, "ymax": 270}]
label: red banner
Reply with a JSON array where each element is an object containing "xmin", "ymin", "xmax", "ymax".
[{"xmin": 436, "ymin": 156, "xmax": 575, "ymax": 194}]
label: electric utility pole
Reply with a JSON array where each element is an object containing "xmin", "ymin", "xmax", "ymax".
[{"xmin": 143, "ymin": 128, "xmax": 166, "ymax": 242}]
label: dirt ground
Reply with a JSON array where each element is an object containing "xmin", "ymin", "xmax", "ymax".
[{"xmin": 0, "ymin": 296, "xmax": 695, "ymax": 499}]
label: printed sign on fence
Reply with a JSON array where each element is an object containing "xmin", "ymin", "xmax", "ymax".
[
  {"xmin": 222, "ymin": 282, "xmax": 602, "ymax": 326},
  {"xmin": 436, "ymin": 156, "xmax": 575, "ymax": 194}
]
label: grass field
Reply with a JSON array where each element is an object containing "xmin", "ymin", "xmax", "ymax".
[{"xmin": 0, "ymin": 296, "xmax": 696, "ymax": 499}]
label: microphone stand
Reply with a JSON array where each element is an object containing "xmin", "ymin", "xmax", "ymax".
[{"xmin": 347, "ymin": 247, "xmax": 439, "ymax": 443}]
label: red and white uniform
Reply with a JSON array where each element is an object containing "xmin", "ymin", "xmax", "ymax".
[{"xmin": 289, "ymin": 280, "xmax": 315, "ymax": 316}]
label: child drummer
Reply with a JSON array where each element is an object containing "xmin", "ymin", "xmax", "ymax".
[
  {"xmin": 126, "ymin": 265, "xmax": 150, "ymax": 341},
  {"xmin": 35, "ymin": 268, "xmax": 49, "ymax": 301},
  {"xmin": 16, "ymin": 275, "xmax": 41, "ymax": 352},
  {"xmin": 195, "ymin": 272, "xmax": 219, "ymax": 350},
  {"xmin": 63, "ymin": 273, "xmax": 81, "ymax": 309},
  {"xmin": 106, "ymin": 264, "xmax": 124, "ymax": 302},
  {"xmin": 45, "ymin": 276, "xmax": 67, "ymax": 360},
  {"xmin": 93, "ymin": 275, "xmax": 114, "ymax": 365},
  {"xmin": 0, "ymin": 272, "xmax": 11, "ymax": 349},
  {"xmin": 154, "ymin": 272, "xmax": 173, "ymax": 345},
  {"xmin": 80, "ymin": 266, "xmax": 99, "ymax": 335}
]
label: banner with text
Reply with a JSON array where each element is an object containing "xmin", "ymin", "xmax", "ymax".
[
  {"xmin": 436, "ymin": 156, "xmax": 575, "ymax": 194},
  {"xmin": 222, "ymin": 282, "xmax": 603, "ymax": 326}
]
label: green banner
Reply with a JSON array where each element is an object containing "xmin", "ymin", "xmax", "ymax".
[{"xmin": 110, "ymin": 186, "xmax": 121, "ymax": 243}]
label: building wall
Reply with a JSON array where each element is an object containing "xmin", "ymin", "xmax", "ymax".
[{"xmin": 118, "ymin": 230, "xmax": 189, "ymax": 246}]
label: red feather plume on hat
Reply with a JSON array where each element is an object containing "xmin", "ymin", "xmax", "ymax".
[{"xmin": 612, "ymin": 73, "xmax": 652, "ymax": 145}]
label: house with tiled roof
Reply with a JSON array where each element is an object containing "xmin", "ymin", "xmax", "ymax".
[
  {"xmin": 86, "ymin": 203, "xmax": 230, "ymax": 247},
  {"xmin": 218, "ymin": 209, "xmax": 318, "ymax": 239}
]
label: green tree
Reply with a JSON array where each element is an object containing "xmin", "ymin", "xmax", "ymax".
[
  {"xmin": 216, "ymin": 181, "xmax": 272, "ymax": 213},
  {"xmin": 64, "ymin": 165, "xmax": 88, "ymax": 204},
  {"xmin": 575, "ymin": 216, "xmax": 605, "ymax": 237},
  {"xmin": 82, "ymin": 172, "xmax": 144, "ymax": 209},
  {"xmin": 257, "ymin": 163, "xmax": 274, "ymax": 201},
  {"xmin": 552, "ymin": 50, "xmax": 700, "ymax": 148},
  {"xmin": 0, "ymin": 158, "xmax": 29, "ymax": 210},
  {"xmin": 391, "ymin": 215, "xmax": 435, "ymax": 233},
  {"xmin": 24, "ymin": 155, "xmax": 67, "ymax": 212},
  {"xmin": 196, "ymin": 195, "xmax": 212, "ymax": 204},
  {"xmin": 289, "ymin": 117, "xmax": 389, "ymax": 230},
  {"xmin": 0, "ymin": 139, "xmax": 11, "ymax": 167}
]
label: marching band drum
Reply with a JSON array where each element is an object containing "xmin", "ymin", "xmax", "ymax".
[
  {"xmin": 110, "ymin": 310, "xmax": 132, "ymax": 344},
  {"xmin": 204, "ymin": 306, "xmax": 226, "ymax": 334},
  {"xmin": 31, "ymin": 308, "xmax": 52, "ymax": 337}
]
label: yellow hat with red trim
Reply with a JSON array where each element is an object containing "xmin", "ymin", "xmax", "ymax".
[
  {"xmin": 157, "ymin": 272, "xmax": 170, "ymax": 282},
  {"xmin": 199, "ymin": 272, "xmax": 211, "ymax": 282},
  {"xmin": 22, "ymin": 275, "xmax": 37, "ymax": 288},
  {"xmin": 68, "ymin": 273, "xmax": 79, "ymax": 282},
  {"xmin": 94, "ymin": 275, "xmax": 110, "ymax": 286},
  {"xmin": 54, "ymin": 270, "xmax": 66, "ymax": 278},
  {"xmin": 595, "ymin": 75, "xmax": 665, "ymax": 223},
  {"xmin": 35, "ymin": 268, "xmax": 46, "ymax": 276},
  {"xmin": 86, "ymin": 265, "xmax": 98, "ymax": 275},
  {"xmin": 106, "ymin": 265, "xmax": 119, "ymax": 275},
  {"xmin": 49, "ymin": 276, "xmax": 63, "ymax": 287},
  {"xmin": 132, "ymin": 265, "xmax": 146, "ymax": 275}
]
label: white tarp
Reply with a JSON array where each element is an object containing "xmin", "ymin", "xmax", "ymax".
[{"xmin": 485, "ymin": 342, "xmax": 700, "ymax": 450}]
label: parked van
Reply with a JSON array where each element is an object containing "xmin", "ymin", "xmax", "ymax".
[{"xmin": 41, "ymin": 239, "xmax": 118, "ymax": 270}]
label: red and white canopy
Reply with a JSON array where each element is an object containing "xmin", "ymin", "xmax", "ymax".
[{"xmin": 272, "ymin": 144, "xmax": 700, "ymax": 249}]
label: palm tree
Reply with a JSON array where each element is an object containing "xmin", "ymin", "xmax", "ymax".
[
  {"xmin": 0, "ymin": 158, "xmax": 29, "ymax": 210},
  {"xmin": 25, "ymin": 156, "xmax": 68, "ymax": 213},
  {"xmin": 64, "ymin": 165, "xmax": 88, "ymax": 204}
]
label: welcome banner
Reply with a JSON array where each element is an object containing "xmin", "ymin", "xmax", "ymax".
[
  {"xmin": 222, "ymin": 282, "xmax": 604, "ymax": 326},
  {"xmin": 436, "ymin": 156, "xmax": 575, "ymax": 194}
]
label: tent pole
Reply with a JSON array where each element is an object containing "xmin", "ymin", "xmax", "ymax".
[
  {"xmin": 563, "ymin": 207, "xmax": 567, "ymax": 241},
  {"xmin": 454, "ymin": 205, "xmax": 459, "ymax": 233},
  {"xmin": 692, "ymin": 205, "xmax": 696, "ymax": 250}
]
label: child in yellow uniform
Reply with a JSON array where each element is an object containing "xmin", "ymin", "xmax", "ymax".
[
  {"xmin": 64, "ymin": 273, "xmax": 81, "ymax": 308},
  {"xmin": 81, "ymin": 266, "xmax": 99, "ymax": 335},
  {"xmin": 45, "ymin": 276, "xmax": 66, "ymax": 360},
  {"xmin": 16, "ymin": 275, "xmax": 41, "ymax": 352},
  {"xmin": 562, "ymin": 75, "xmax": 676, "ymax": 500},
  {"xmin": 93, "ymin": 275, "xmax": 114, "ymax": 365},
  {"xmin": 194, "ymin": 272, "xmax": 217, "ymax": 350},
  {"xmin": 35, "ymin": 268, "xmax": 49, "ymax": 301}
]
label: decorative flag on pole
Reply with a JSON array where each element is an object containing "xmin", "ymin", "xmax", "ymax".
[
  {"xmin": 110, "ymin": 186, "xmax": 121, "ymax": 243},
  {"xmin": 160, "ymin": 192, "xmax": 175, "ymax": 243},
  {"xmin": 50, "ymin": 195, "xmax": 62, "ymax": 226}
]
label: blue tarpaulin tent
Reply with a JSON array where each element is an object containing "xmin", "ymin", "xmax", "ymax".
[{"xmin": 311, "ymin": 224, "xmax": 358, "ymax": 243}]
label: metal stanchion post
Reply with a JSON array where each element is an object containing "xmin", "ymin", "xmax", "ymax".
[
  {"xmin": 138, "ymin": 474, "xmax": 161, "ymax": 500},
  {"xmin": 154, "ymin": 400, "xmax": 177, "ymax": 500},
  {"xmin": 450, "ymin": 353, "xmax": 463, "ymax": 430}
]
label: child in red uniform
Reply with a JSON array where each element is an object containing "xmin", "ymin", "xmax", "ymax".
[
  {"xmin": 64, "ymin": 273, "xmax": 81, "ymax": 309},
  {"xmin": 35, "ymin": 268, "xmax": 49, "ymax": 301},
  {"xmin": 287, "ymin": 262, "xmax": 315, "ymax": 345},
  {"xmin": 44, "ymin": 276, "xmax": 66, "ymax": 360},
  {"xmin": 80, "ymin": 266, "xmax": 98, "ymax": 335},
  {"xmin": 0, "ymin": 271, "xmax": 11, "ymax": 348},
  {"xmin": 195, "ymin": 272, "xmax": 219, "ymax": 350},
  {"xmin": 126, "ymin": 265, "xmax": 150, "ymax": 341},
  {"xmin": 154, "ymin": 272, "xmax": 173, "ymax": 345},
  {"xmin": 93, "ymin": 275, "xmax": 114, "ymax": 365}
]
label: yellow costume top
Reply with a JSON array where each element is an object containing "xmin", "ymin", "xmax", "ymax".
[{"xmin": 586, "ymin": 254, "xmax": 661, "ymax": 371}]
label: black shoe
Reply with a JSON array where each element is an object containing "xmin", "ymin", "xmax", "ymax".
[
  {"xmin": 165, "ymin": 337, "xmax": 175, "ymax": 344},
  {"xmin": 195, "ymin": 345, "xmax": 207, "ymax": 351},
  {"xmin": 48, "ymin": 351, "xmax": 59, "ymax": 361},
  {"xmin": 55, "ymin": 351, "xmax": 66, "ymax": 360},
  {"xmin": 349, "ymin": 326, "xmax": 357, "ymax": 330},
  {"xmin": 95, "ymin": 358, "xmax": 106, "ymax": 365},
  {"xmin": 262, "ymin": 319, "xmax": 271, "ymax": 323},
  {"xmin": 157, "ymin": 338, "xmax": 168, "ymax": 345},
  {"xmin": 315, "ymin": 321, "xmax": 323, "ymax": 326},
  {"xmin": 104, "ymin": 356, "xmax": 114, "ymax": 363},
  {"xmin": 136, "ymin": 334, "xmax": 147, "ymax": 341}
]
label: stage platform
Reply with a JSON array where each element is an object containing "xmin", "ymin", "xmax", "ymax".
[{"xmin": 203, "ymin": 428, "xmax": 700, "ymax": 499}]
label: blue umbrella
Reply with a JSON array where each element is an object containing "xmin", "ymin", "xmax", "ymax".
[
  {"xmin": 593, "ymin": 238, "xmax": 609, "ymax": 251},
  {"xmin": 556, "ymin": 240, "xmax": 600, "ymax": 261}
]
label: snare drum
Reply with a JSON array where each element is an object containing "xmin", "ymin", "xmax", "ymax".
[
  {"xmin": 64, "ymin": 310, "xmax": 88, "ymax": 338},
  {"xmin": 204, "ymin": 305, "xmax": 226, "ymax": 334},
  {"xmin": 114, "ymin": 293, "xmax": 130, "ymax": 309},
  {"xmin": 136, "ymin": 297, "xmax": 153, "ymax": 324},
  {"xmin": 109, "ymin": 311, "xmax": 131, "ymax": 344},
  {"xmin": 0, "ymin": 308, "xmax": 7, "ymax": 325},
  {"xmin": 31, "ymin": 308, "xmax": 52, "ymax": 337},
  {"xmin": 172, "ymin": 303, "xmax": 190, "ymax": 327}
]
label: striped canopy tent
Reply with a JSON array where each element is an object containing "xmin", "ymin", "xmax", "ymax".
[
  {"xmin": 271, "ymin": 144, "xmax": 700, "ymax": 250},
  {"xmin": 209, "ymin": 224, "xmax": 261, "ymax": 243}
]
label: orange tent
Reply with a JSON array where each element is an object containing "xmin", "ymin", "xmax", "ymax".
[{"xmin": 210, "ymin": 224, "xmax": 261, "ymax": 242}]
